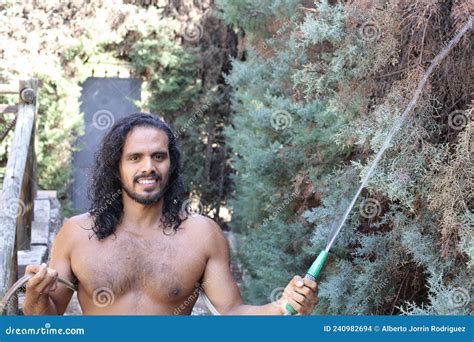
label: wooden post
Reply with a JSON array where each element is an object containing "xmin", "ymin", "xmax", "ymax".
[
  {"xmin": 0, "ymin": 79, "xmax": 38, "ymax": 304},
  {"xmin": 15, "ymin": 79, "xmax": 38, "ymax": 252}
]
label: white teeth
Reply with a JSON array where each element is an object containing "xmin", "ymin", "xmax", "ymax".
[{"xmin": 138, "ymin": 178, "xmax": 157, "ymax": 184}]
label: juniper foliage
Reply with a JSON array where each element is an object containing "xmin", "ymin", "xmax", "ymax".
[{"xmin": 222, "ymin": 0, "xmax": 472, "ymax": 315}]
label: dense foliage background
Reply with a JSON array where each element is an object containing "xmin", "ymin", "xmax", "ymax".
[
  {"xmin": 1, "ymin": 0, "xmax": 471, "ymax": 315},
  {"xmin": 219, "ymin": 0, "xmax": 472, "ymax": 315}
]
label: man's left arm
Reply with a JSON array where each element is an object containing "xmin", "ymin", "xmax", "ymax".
[{"xmin": 200, "ymin": 218, "xmax": 319, "ymax": 315}]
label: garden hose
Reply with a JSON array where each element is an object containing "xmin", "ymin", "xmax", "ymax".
[{"xmin": 0, "ymin": 274, "xmax": 77, "ymax": 315}]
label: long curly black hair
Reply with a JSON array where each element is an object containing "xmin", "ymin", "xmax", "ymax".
[{"xmin": 87, "ymin": 113, "xmax": 186, "ymax": 240}]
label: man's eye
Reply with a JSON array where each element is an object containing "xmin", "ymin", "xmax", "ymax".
[
  {"xmin": 130, "ymin": 155, "xmax": 139, "ymax": 161},
  {"xmin": 154, "ymin": 155, "xmax": 163, "ymax": 161}
]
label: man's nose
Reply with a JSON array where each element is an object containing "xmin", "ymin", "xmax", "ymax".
[{"xmin": 140, "ymin": 157, "xmax": 156, "ymax": 173}]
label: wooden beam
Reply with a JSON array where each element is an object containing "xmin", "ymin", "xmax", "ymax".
[
  {"xmin": 0, "ymin": 105, "xmax": 18, "ymax": 114},
  {"xmin": 0, "ymin": 78, "xmax": 38, "ymax": 300},
  {"xmin": 0, "ymin": 83, "xmax": 18, "ymax": 95}
]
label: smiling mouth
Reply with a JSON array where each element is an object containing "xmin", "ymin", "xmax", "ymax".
[{"xmin": 136, "ymin": 177, "xmax": 160, "ymax": 185}]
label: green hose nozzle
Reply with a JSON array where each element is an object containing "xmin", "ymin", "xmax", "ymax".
[{"xmin": 285, "ymin": 250, "xmax": 328, "ymax": 315}]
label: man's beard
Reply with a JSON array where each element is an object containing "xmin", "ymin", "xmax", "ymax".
[{"xmin": 122, "ymin": 179, "xmax": 166, "ymax": 205}]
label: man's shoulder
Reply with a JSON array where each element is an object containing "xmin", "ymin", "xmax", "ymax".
[
  {"xmin": 184, "ymin": 213, "xmax": 218, "ymax": 228},
  {"xmin": 57, "ymin": 212, "xmax": 95, "ymax": 241},
  {"xmin": 51, "ymin": 213, "xmax": 95, "ymax": 258},
  {"xmin": 183, "ymin": 214, "xmax": 222, "ymax": 236},
  {"xmin": 183, "ymin": 214, "xmax": 228, "ymax": 252},
  {"xmin": 64, "ymin": 212, "xmax": 94, "ymax": 228}
]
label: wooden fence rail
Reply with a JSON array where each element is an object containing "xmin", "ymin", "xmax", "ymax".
[
  {"xmin": 0, "ymin": 84, "xmax": 18, "ymax": 95},
  {"xmin": 0, "ymin": 79, "xmax": 38, "ymax": 313}
]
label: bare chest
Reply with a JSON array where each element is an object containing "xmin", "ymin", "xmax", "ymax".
[{"xmin": 70, "ymin": 231, "xmax": 207, "ymax": 305}]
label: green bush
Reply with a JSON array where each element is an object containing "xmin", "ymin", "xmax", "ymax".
[{"xmin": 222, "ymin": 0, "xmax": 472, "ymax": 315}]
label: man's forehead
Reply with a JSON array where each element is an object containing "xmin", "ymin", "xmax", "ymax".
[{"xmin": 123, "ymin": 126, "xmax": 169, "ymax": 152}]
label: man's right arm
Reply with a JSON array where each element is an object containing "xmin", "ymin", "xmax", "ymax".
[{"xmin": 23, "ymin": 218, "xmax": 77, "ymax": 315}]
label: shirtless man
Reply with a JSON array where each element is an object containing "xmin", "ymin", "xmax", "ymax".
[{"xmin": 23, "ymin": 113, "xmax": 318, "ymax": 315}]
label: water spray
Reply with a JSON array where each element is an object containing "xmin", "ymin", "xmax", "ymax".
[{"xmin": 285, "ymin": 17, "xmax": 472, "ymax": 315}]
